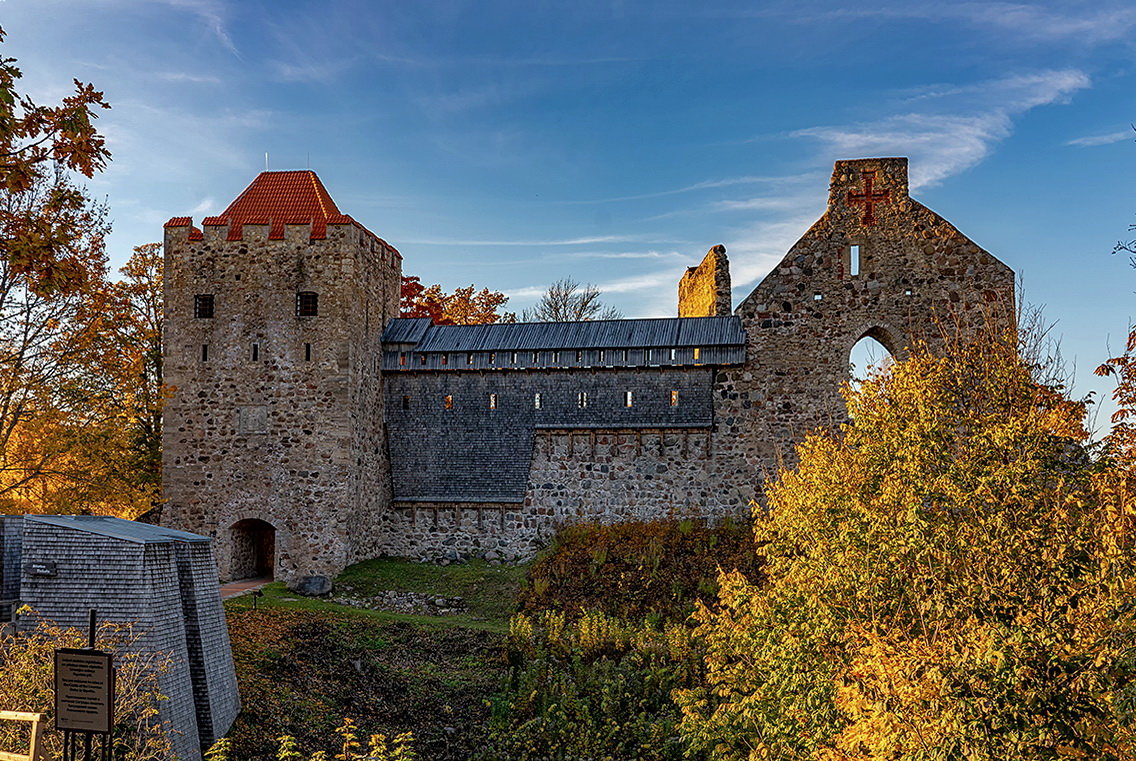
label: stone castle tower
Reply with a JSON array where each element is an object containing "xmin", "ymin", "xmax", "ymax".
[
  {"xmin": 162, "ymin": 171, "xmax": 401, "ymax": 591},
  {"xmin": 162, "ymin": 158, "xmax": 1015, "ymax": 591}
]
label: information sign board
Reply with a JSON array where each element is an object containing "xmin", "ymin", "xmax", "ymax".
[{"xmin": 53, "ymin": 649, "xmax": 114, "ymax": 734}]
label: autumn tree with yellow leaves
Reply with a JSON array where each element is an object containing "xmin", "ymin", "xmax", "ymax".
[{"xmin": 677, "ymin": 327, "xmax": 1136, "ymax": 760}]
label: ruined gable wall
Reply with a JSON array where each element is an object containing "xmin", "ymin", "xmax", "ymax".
[
  {"xmin": 706, "ymin": 157, "xmax": 1016, "ymax": 504},
  {"xmin": 678, "ymin": 244, "xmax": 732, "ymax": 317},
  {"xmin": 162, "ymin": 220, "xmax": 398, "ymax": 585}
]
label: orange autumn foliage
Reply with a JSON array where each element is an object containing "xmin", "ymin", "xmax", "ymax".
[{"xmin": 677, "ymin": 327, "xmax": 1136, "ymax": 760}]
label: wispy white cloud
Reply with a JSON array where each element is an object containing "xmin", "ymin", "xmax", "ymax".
[
  {"xmin": 805, "ymin": 2, "xmax": 1136, "ymax": 45},
  {"xmin": 269, "ymin": 58, "xmax": 356, "ymax": 83},
  {"xmin": 1067, "ymin": 129, "xmax": 1134, "ymax": 147},
  {"xmin": 792, "ymin": 69, "xmax": 1090, "ymax": 189},
  {"xmin": 154, "ymin": 71, "xmax": 221, "ymax": 85},
  {"xmin": 156, "ymin": 0, "xmax": 239, "ymax": 57},
  {"xmin": 190, "ymin": 197, "xmax": 215, "ymax": 215},
  {"xmin": 556, "ymin": 174, "xmax": 810, "ymax": 205},
  {"xmin": 401, "ymin": 234, "xmax": 683, "ymax": 247}
]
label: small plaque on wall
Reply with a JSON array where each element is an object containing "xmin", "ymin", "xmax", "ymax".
[{"xmin": 239, "ymin": 406, "xmax": 268, "ymax": 434}]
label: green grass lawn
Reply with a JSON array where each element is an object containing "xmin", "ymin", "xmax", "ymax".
[
  {"xmin": 223, "ymin": 557, "xmax": 530, "ymax": 760},
  {"xmin": 225, "ymin": 557, "xmax": 528, "ymax": 633}
]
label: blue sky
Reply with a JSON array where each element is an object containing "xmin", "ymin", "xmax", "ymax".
[{"xmin": 7, "ymin": 0, "xmax": 1136, "ymax": 430}]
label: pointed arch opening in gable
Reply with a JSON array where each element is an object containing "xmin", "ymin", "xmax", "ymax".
[{"xmin": 849, "ymin": 325, "xmax": 903, "ymax": 385}]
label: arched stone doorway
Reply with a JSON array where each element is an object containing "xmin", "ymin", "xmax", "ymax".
[{"xmin": 230, "ymin": 519, "xmax": 276, "ymax": 580}]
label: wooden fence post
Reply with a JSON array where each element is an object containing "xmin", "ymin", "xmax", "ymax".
[{"xmin": 0, "ymin": 711, "xmax": 45, "ymax": 761}]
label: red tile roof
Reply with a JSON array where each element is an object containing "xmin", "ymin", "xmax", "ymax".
[
  {"xmin": 222, "ymin": 170, "xmax": 340, "ymax": 240},
  {"xmin": 166, "ymin": 170, "xmax": 402, "ymax": 258}
]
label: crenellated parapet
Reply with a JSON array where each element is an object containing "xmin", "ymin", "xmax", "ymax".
[{"xmin": 163, "ymin": 214, "xmax": 402, "ymax": 263}]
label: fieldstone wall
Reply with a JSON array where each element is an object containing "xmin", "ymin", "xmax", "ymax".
[
  {"xmin": 162, "ymin": 218, "xmax": 399, "ymax": 587},
  {"xmin": 374, "ymin": 158, "xmax": 1015, "ymax": 560},
  {"xmin": 707, "ymin": 157, "xmax": 1016, "ymax": 504},
  {"xmin": 678, "ymin": 244, "xmax": 732, "ymax": 317},
  {"xmin": 161, "ymin": 157, "xmax": 1016, "ymax": 574}
]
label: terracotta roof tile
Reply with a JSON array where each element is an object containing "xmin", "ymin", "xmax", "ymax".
[
  {"xmin": 220, "ymin": 170, "xmax": 340, "ymax": 239},
  {"xmin": 172, "ymin": 170, "xmax": 402, "ymax": 256}
]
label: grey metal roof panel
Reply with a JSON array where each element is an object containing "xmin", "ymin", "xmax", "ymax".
[
  {"xmin": 385, "ymin": 316, "xmax": 743, "ymax": 352},
  {"xmin": 676, "ymin": 316, "xmax": 746, "ymax": 346},
  {"xmin": 25, "ymin": 515, "xmax": 211, "ymax": 544},
  {"xmin": 381, "ymin": 318, "xmax": 432, "ymax": 344}
]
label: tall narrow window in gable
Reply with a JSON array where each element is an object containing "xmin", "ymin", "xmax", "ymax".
[
  {"xmin": 296, "ymin": 291, "xmax": 319, "ymax": 317},
  {"xmin": 194, "ymin": 294, "xmax": 214, "ymax": 319},
  {"xmin": 847, "ymin": 245, "xmax": 861, "ymax": 278}
]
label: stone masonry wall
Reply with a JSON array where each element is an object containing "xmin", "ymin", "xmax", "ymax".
[
  {"xmin": 162, "ymin": 219, "xmax": 398, "ymax": 586},
  {"xmin": 678, "ymin": 244, "xmax": 732, "ymax": 317},
  {"xmin": 705, "ymin": 157, "xmax": 1017, "ymax": 507},
  {"xmin": 374, "ymin": 158, "xmax": 1016, "ymax": 562}
]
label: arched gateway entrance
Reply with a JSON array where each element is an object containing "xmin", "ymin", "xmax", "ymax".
[{"xmin": 230, "ymin": 519, "xmax": 276, "ymax": 580}]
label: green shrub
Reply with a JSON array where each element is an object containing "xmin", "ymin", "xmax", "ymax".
[
  {"xmin": 478, "ymin": 611, "xmax": 703, "ymax": 761},
  {"xmin": 518, "ymin": 518, "xmax": 762, "ymax": 623}
]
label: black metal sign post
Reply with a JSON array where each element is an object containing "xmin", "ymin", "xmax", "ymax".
[{"xmin": 54, "ymin": 610, "xmax": 114, "ymax": 761}]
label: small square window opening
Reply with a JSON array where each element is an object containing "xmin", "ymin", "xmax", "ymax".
[
  {"xmin": 194, "ymin": 294, "xmax": 214, "ymax": 319},
  {"xmin": 296, "ymin": 291, "xmax": 319, "ymax": 317}
]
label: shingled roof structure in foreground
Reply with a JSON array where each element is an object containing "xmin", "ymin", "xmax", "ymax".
[{"xmin": 0, "ymin": 516, "xmax": 239, "ymax": 761}]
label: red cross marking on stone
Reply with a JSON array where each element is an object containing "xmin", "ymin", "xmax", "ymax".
[{"xmin": 847, "ymin": 171, "xmax": 891, "ymax": 226}]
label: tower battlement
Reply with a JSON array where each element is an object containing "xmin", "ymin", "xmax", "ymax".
[{"xmin": 164, "ymin": 213, "xmax": 403, "ymax": 257}]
